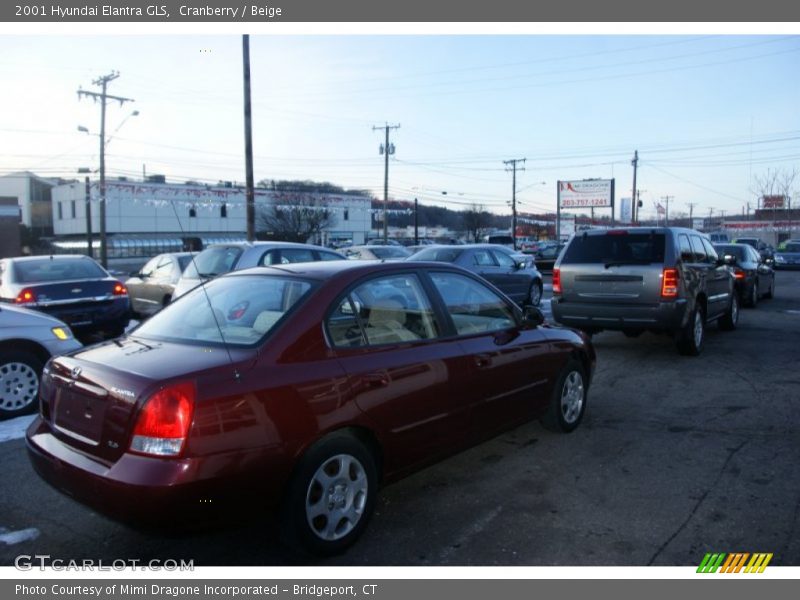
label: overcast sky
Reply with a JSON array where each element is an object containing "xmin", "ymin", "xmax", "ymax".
[{"xmin": 2, "ymin": 33, "xmax": 799, "ymax": 220}]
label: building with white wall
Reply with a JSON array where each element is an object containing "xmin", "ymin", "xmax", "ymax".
[
  {"xmin": 0, "ymin": 171, "xmax": 61, "ymax": 235},
  {"xmin": 51, "ymin": 178, "xmax": 373, "ymax": 252}
]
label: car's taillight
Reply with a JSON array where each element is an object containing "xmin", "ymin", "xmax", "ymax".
[
  {"xmin": 130, "ymin": 382, "xmax": 195, "ymax": 457},
  {"xmin": 112, "ymin": 282, "xmax": 128, "ymax": 296},
  {"xmin": 553, "ymin": 268, "xmax": 562, "ymax": 295},
  {"xmin": 15, "ymin": 288, "xmax": 36, "ymax": 304},
  {"xmin": 733, "ymin": 269, "xmax": 746, "ymax": 280},
  {"xmin": 661, "ymin": 268, "xmax": 679, "ymax": 298}
]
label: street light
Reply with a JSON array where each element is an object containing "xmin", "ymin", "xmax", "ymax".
[{"xmin": 77, "ymin": 110, "xmax": 139, "ymax": 268}]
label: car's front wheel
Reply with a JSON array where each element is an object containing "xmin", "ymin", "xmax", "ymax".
[
  {"xmin": 0, "ymin": 350, "xmax": 44, "ymax": 420},
  {"xmin": 280, "ymin": 432, "xmax": 378, "ymax": 556},
  {"xmin": 540, "ymin": 360, "xmax": 587, "ymax": 433}
]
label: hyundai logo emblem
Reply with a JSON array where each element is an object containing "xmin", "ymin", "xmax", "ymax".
[{"xmin": 71, "ymin": 366, "xmax": 82, "ymax": 379}]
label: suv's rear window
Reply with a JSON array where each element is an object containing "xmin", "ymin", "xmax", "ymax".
[{"xmin": 561, "ymin": 233, "xmax": 666, "ymax": 265}]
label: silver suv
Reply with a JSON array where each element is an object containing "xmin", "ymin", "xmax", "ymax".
[{"xmin": 551, "ymin": 227, "xmax": 738, "ymax": 355}]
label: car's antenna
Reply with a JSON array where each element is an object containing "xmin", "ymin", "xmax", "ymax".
[{"xmin": 166, "ymin": 200, "xmax": 239, "ymax": 381}]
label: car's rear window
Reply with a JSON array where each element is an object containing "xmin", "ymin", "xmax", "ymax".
[
  {"xmin": 784, "ymin": 243, "xmax": 800, "ymax": 253},
  {"xmin": 13, "ymin": 258, "xmax": 107, "ymax": 283},
  {"xmin": 410, "ymin": 247, "xmax": 464, "ymax": 262},
  {"xmin": 561, "ymin": 233, "xmax": 666, "ymax": 265},
  {"xmin": 182, "ymin": 246, "xmax": 243, "ymax": 280},
  {"xmin": 371, "ymin": 247, "xmax": 411, "ymax": 259},
  {"xmin": 715, "ymin": 245, "xmax": 747, "ymax": 261},
  {"xmin": 134, "ymin": 274, "xmax": 314, "ymax": 347}
]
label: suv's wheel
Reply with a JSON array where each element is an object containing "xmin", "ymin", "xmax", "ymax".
[
  {"xmin": 719, "ymin": 293, "xmax": 739, "ymax": 331},
  {"xmin": 677, "ymin": 305, "xmax": 705, "ymax": 356},
  {"xmin": 280, "ymin": 433, "xmax": 378, "ymax": 556},
  {"xmin": 747, "ymin": 281, "xmax": 759, "ymax": 308},
  {"xmin": 527, "ymin": 281, "xmax": 543, "ymax": 307},
  {"xmin": 0, "ymin": 351, "xmax": 44, "ymax": 420},
  {"xmin": 540, "ymin": 360, "xmax": 587, "ymax": 433}
]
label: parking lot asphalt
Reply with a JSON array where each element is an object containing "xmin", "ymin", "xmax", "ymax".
[{"xmin": 1, "ymin": 271, "xmax": 798, "ymax": 567}]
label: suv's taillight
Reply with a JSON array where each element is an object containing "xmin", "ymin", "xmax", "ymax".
[
  {"xmin": 130, "ymin": 382, "xmax": 195, "ymax": 457},
  {"xmin": 661, "ymin": 268, "xmax": 679, "ymax": 298},
  {"xmin": 553, "ymin": 268, "xmax": 562, "ymax": 295}
]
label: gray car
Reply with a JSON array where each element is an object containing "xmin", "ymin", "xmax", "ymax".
[
  {"xmin": 0, "ymin": 304, "xmax": 82, "ymax": 419},
  {"xmin": 172, "ymin": 242, "xmax": 346, "ymax": 299},
  {"xmin": 551, "ymin": 227, "xmax": 738, "ymax": 355}
]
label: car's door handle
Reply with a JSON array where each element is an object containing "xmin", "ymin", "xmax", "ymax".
[
  {"xmin": 474, "ymin": 353, "xmax": 492, "ymax": 368},
  {"xmin": 362, "ymin": 372, "xmax": 389, "ymax": 388}
]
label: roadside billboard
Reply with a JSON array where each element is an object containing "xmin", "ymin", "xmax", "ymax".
[
  {"xmin": 559, "ymin": 215, "xmax": 575, "ymax": 240},
  {"xmin": 762, "ymin": 195, "xmax": 786, "ymax": 209},
  {"xmin": 619, "ymin": 197, "xmax": 632, "ymax": 223},
  {"xmin": 559, "ymin": 179, "xmax": 614, "ymax": 208},
  {"xmin": 692, "ymin": 217, "xmax": 705, "ymax": 231}
]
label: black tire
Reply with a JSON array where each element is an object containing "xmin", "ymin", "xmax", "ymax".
[
  {"xmin": 526, "ymin": 281, "xmax": 543, "ymax": 307},
  {"xmin": 280, "ymin": 432, "xmax": 378, "ymax": 556},
  {"xmin": 622, "ymin": 329, "xmax": 643, "ymax": 338},
  {"xmin": 764, "ymin": 278, "xmax": 774, "ymax": 300},
  {"xmin": 746, "ymin": 281, "xmax": 758, "ymax": 308},
  {"xmin": 719, "ymin": 292, "xmax": 739, "ymax": 331},
  {"xmin": 540, "ymin": 359, "xmax": 587, "ymax": 433},
  {"xmin": 0, "ymin": 350, "xmax": 44, "ymax": 420},
  {"xmin": 676, "ymin": 304, "xmax": 705, "ymax": 356}
]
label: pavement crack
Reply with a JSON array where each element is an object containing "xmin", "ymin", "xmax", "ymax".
[{"xmin": 646, "ymin": 439, "xmax": 748, "ymax": 566}]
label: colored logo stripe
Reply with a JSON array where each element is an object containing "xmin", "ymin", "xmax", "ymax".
[
  {"xmin": 697, "ymin": 553, "xmax": 726, "ymax": 573},
  {"xmin": 697, "ymin": 552, "xmax": 773, "ymax": 573}
]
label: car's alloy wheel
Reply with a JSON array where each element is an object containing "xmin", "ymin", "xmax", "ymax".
[
  {"xmin": 750, "ymin": 282, "xmax": 758, "ymax": 307},
  {"xmin": 720, "ymin": 293, "xmax": 738, "ymax": 331},
  {"xmin": 281, "ymin": 433, "xmax": 378, "ymax": 555},
  {"xmin": 541, "ymin": 360, "xmax": 587, "ymax": 433},
  {"xmin": 0, "ymin": 351, "xmax": 43, "ymax": 419},
  {"xmin": 693, "ymin": 310, "xmax": 704, "ymax": 348},
  {"xmin": 528, "ymin": 282, "xmax": 543, "ymax": 307},
  {"xmin": 305, "ymin": 453, "xmax": 368, "ymax": 542}
]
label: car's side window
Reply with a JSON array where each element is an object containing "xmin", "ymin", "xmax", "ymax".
[
  {"xmin": 678, "ymin": 234, "xmax": 693, "ymax": 262},
  {"xmin": 473, "ymin": 250, "xmax": 496, "ymax": 267},
  {"xmin": 155, "ymin": 257, "xmax": 174, "ymax": 278},
  {"xmin": 326, "ymin": 274, "xmax": 440, "ymax": 348},
  {"xmin": 140, "ymin": 257, "xmax": 160, "ymax": 277},
  {"xmin": 280, "ymin": 249, "xmax": 316, "ymax": 264},
  {"xmin": 701, "ymin": 239, "xmax": 718, "ymax": 262},
  {"xmin": 430, "ymin": 272, "xmax": 516, "ymax": 336},
  {"xmin": 492, "ymin": 250, "xmax": 516, "ymax": 268},
  {"xmin": 318, "ymin": 251, "xmax": 343, "ymax": 261},
  {"xmin": 260, "ymin": 251, "xmax": 279, "ymax": 266},
  {"xmin": 689, "ymin": 236, "xmax": 707, "ymax": 263}
]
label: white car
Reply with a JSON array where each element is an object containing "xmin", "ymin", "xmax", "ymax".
[{"xmin": 0, "ymin": 304, "xmax": 82, "ymax": 419}]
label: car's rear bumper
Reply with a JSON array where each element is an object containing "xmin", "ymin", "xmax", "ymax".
[
  {"xmin": 26, "ymin": 417, "xmax": 287, "ymax": 523},
  {"xmin": 38, "ymin": 298, "xmax": 130, "ymax": 335},
  {"xmin": 551, "ymin": 297, "xmax": 689, "ymax": 332}
]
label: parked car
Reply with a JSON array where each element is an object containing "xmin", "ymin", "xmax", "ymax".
[
  {"xmin": 532, "ymin": 243, "xmax": 566, "ymax": 273},
  {"xmin": 482, "ymin": 234, "xmax": 514, "ymax": 248},
  {"xmin": 551, "ymin": 227, "xmax": 738, "ymax": 355},
  {"xmin": 0, "ymin": 255, "xmax": 130, "ymax": 341},
  {"xmin": 734, "ymin": 237, "xmax": 774, "ymax": 262},
  {"xmin": 408, "ymin": 244, "xmax": 544, "ymax": 306},
  {"xmin": 126, "ymin": 252, "xmax": 196, "ymax": 319},
  {"xmin": 172, "ymin": 242, "xmax": 345, "ymax": 299},
  {"xmin": 707, "ymin": 232, "xmax": 730, "ymax": 243},
  {"xmin": 714, "ymin": 243, "xmax": 775, "ymax": 306},
  {"xmin": 774, "ymin": 241, "xmax": 800, "ymax": 269},
  {"xmin": 343, "ymin": 245, "xmax": 412, "ymax": 261},
  {"xmin": 27, "ymin": 260, "xmax": 594, "ymax": 555},
  {"xmin": 0, "ymin": 304, "xmax": 81, "ymax": 419}
]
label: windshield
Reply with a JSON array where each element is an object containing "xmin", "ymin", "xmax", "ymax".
[
  {"xmin": 182, "ymin": 246, "xmax": 243, "ymax": 280},
  {"xmin": 133, "ymin": 274, "xmax": 314, "ymax": 347},
  {"xmin": 13, "ymin": 258, "xmax": 107, "ymax": 283},
  {"xmin": 410, "ymin": 247, "xmax": 464, "ymax": 263},
  {"xmin": 561, "ymin": 233, "xmax": 666, "ymax": 265}
]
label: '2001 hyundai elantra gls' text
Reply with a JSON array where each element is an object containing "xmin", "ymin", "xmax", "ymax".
[{"xmin": 27, "ymin": 261, "xmax": 595, "ymax": 555}]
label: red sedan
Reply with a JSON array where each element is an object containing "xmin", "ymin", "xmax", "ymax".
[{"xmin": 27, "ymin": 261, "xmax": 595, "ymax": 555}]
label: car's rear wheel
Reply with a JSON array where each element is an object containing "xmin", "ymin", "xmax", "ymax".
[
  {"xmin": 747, "ymin": 281, "xmax": 759, "ymax": 307},
  {"xmin": 0, "ymin": 351, "xmax": 44, "ymax": 420},
  {"xmin": 281, "ymin": 433, "xmax": 378, "ymax": 556},
  {"xmin": 719, "ymin": 293, "xmax": 739, "ymax": 331},
  {"xmin": 764, "ymin": 278, "xmax": 774, "ymax": 300},
  {"xmin": 677, "ymin": 305, "xmax": 705, "ymax": 356},
  {"xmin": 540, "ymin": 360, "xmax": 587, "ymax": 433}
]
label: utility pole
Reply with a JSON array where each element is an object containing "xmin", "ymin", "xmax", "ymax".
[
  {"xmin": 661, "ymin": 195, "xmax": 673, "ymax": 226},
  {"xmin": 242, "ymin": 35, "xmax": 256, "ymax": 242},
  {"xmin": 503, "ymin": 158, "xmax": 526, "ymax": 250},
  {"xmin": 77, "ymin": 72, "xmax": 134, "ymax": 269},
  {"xmin": 631, "ymin": 150, "xmax": 639, "ymax": 224},
  {"xmin": 687, "ymin": 202, "xmax": 698, "ymax": 222},
  {"xmin": 84, "ymin": 176, "xmax": 93, "ymax": 258},
  {"xmin": 414, "ymin": 198, "xmax": 419, "ymax": 245},
  {"xmin": 373, "ymin": 123, "xmax": 400, "ymax": 242}
]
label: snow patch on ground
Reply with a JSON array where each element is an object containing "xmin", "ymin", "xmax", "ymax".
[{"xmin": 0, "ymin": 415, "xmax": 36, "ymax": 444}]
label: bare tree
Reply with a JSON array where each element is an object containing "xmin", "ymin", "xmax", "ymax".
[
  {"xmin": 257, "ymin": 193, "xmax": 335, "ymax": 243},
  {"xmin": 461, "ymin": 204, "xmax": 491, "ymax": 243}
]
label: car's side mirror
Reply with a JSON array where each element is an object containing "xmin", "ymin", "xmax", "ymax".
[
  {"xmin": 722, "ymin": 254, "xmax": 736, "ymax": 266},
  {"xmin": 522, "ymin": 305, "xmax": 545, "ymax": 327},
  {"xmin": 517, "ymin": 261, "xmax": 527, "ymax": 270}
]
